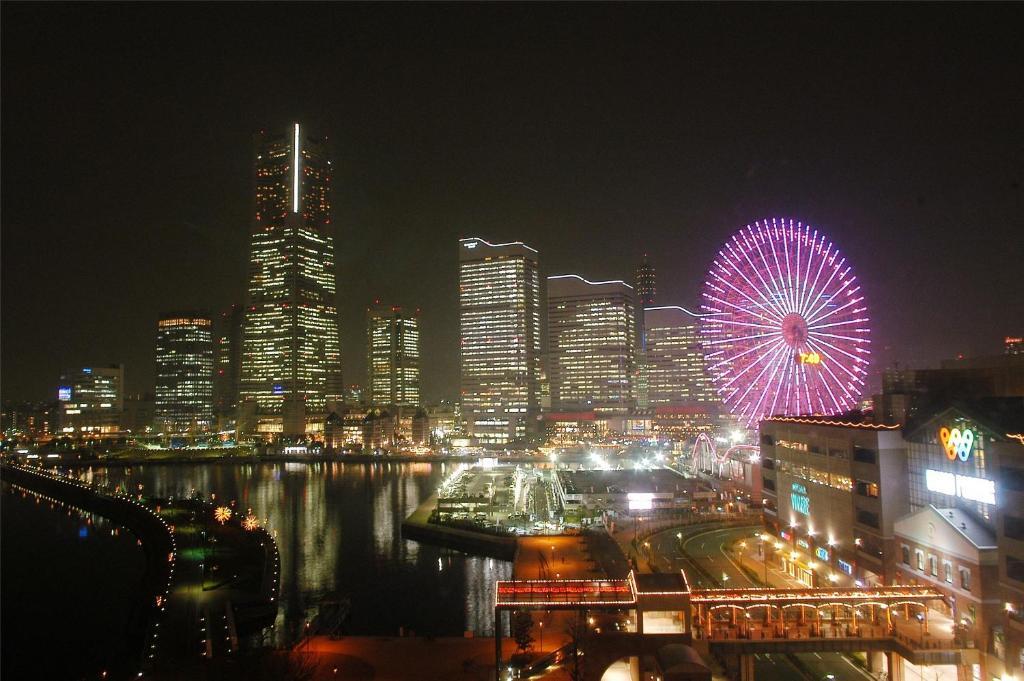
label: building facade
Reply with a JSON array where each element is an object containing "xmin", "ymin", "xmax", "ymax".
[
  {"xmin": 367, "ymin": 302, "xmax": 420, "ymax": 408},
  {"xmin": 547, "ymin": 274, "xmax": 637, "ymax": 414},
  {"xmin": 155, "ymin": 312, "xmax": 214, "ymax": 433},
  {"xmin": 458, "ymin": 237, "xmax": 541, "ymax": 444},
  {"xmin": 57, "ymin": 365, "xmax": 124, "ymax": 436},
  {"xmin": 644, "ymin": 306, "xmax": 716, "ymax": 407},
  {"xmin": 239, "ymin": 123, "xmax": 343, "ymax": 436},
  {"xmin": 759, "ymin": 417, "xmax": 909, "ymax": 586}
]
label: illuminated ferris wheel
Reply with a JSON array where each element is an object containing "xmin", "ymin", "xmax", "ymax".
[{"xmin": 699, "ymin": 218, "xmax": 871, "ymax": 426}]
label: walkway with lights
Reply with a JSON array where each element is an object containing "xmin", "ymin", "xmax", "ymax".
[{"xmin": 493, "ymin": 571, "xmax": 969, "ymax": 681}]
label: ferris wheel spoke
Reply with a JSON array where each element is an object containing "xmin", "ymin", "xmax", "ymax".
[
  {"xmin": 706, "ymin": 333, "xmax": 784, "ymax": 370},
  {"xmin": 718, "ymin": 336, "xmax": 788, "ymax": 390},
  {"xmin": 799, "ymin": 253, "xmax": 845, "ymax": 318},
  {"xmin": 720, "ymin": 244, "xmax": 787, "ymax": 322},
  {"xmin": 732, "ymin": 341, "xmax": 791, "ymax": 422},
  {"xmin": 813, "ymin": 347, "xmax": 858, "ymax": 408},
  {"xmin": 749, "ymin": 345, "xmax": 793, "ymax": 421},
  {"xmin": 804, "ymin": 337, "xmax": 867, "ymax": 382},
  {"xmin": 750, "ymin": 223, "xmax": 792, "ymax": 315},
  {"xmin": 808, "ymin": 330, "xmax": 871, "ymax": 344},
  {"xmin": 763, "ymin": 220, "xmax": 794, "ymax": 312},
  {"xmin": 808, "ymin": 316, "xmax": 869, "ymax": 331},
  {"xmin": 803, "ymin": 266, "xmax": 854, "ymax": 322},
  {"xmin": 708, "ymin": 272, "xmax": 788, "ymax": 325},
  {"xmin": 796, "ymin": 230, "xmax": 824, "ymax": 315},
  {"xmin": 781, "ymin": 222, "xmax": 798, "ymax": 314},
  {"xmin": 807, "ymin": 290, "xmax": 863, "ymax": 327},
  {"xmin": 703, "ymin": 294, "xmax": 781, "ymax": 327},
  {"xmin": 735, "ymin": 231, "xmax": 791, "ymax": 320}
]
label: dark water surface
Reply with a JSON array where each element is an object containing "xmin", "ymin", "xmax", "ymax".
[
  {"xmin": 1, "ymin": 485, "xmax": 148, "ymax": 680},
  {"xmin": 78, "ymin": 461, "xmax": 512, "ymax": 642}
]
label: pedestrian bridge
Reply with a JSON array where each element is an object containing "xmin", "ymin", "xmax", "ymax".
[{"xmin": 493, "ymin": 572, "xmax": 972, "ymax": 681}]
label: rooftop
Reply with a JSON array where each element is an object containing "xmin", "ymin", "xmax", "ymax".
[{"xmin": 557, "ymin": 468, "xmax": 693, "ymax": 495}]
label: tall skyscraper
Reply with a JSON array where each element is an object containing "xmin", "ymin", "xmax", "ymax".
[
  {"xmin": 634, "ymin": 255, "xmax": 656, "ymax": 307},
  {"xmin": 57, "ymin": 365, "xmax": 124, "ymax": 435},
  {"xmin": 155, "ymin": 312, "xmax": 214, "ymax": 433},
  {"xmin": 458, "ymin": 237, "xmax": 541, "ymax": 444},
  {"xmin": 214, "ymin": 304, "xmax": 244, "ymax": 420},
  {"xmin": 239, "ymin": 123, "xmax": 343, "ymax": 435},
  {"xmin": 643, "ymin": 305, "xmax": 717, "ymax": 406},
  {"xmin": 634, "ymin": 255, "xmax": 656, "ymax": 409},
  {"xmin": 547, "ymin": 274, "xmax": 637, "ymax": 413},
  {"xmin": 367, "ymin": 302, "xmax": 421, "ymax": 408}
]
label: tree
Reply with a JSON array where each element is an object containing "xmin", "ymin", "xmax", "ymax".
[
  {"xmin": 512, "ymin": 609, "xmax": 535, "ymax": 654},
  {"xmin": 564, "ymin": 610, "xmax": 592, "ymax": 681}
]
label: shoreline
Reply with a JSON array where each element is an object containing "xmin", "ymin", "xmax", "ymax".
[{"xmin": 35, "ymin": 453, "xmax": 545, "ymax": 468}]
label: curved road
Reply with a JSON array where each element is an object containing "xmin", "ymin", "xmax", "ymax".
[{"xmin": 647, "ymin": 525, "xmax": 878, "ymax": 681}]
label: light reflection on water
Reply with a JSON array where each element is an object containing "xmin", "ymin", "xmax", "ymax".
[{"xmin": 83, "ymin": 461, "xmax": 512, "ymax": 641}]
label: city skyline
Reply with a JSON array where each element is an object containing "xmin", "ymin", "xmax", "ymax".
[{"xmin": 3, "ymin": 4, "xmax": 1022, "ymax": 406}]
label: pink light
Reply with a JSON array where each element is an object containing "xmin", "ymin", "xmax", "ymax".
[{"xmin": 699, "ymin": 218, "xmax": 871, "ymax": 427}]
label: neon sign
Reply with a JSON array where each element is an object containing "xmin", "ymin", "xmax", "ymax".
[
  {"xmin": 791, "ymin": 482, "xmax": 810, "ymax": 516},
  {"xmin": 925, "ymin": 469, "xmax": 995, "ymax": 505},
  {"xmin": 939, "ymin": 426, "xmax": 974, "ymax": 462},
  {"xmin": 58, "ymin": 386, "xmax": 72, "ymax": 401},
  {"xmin": 837, "ymin": 559, "xmax": 853, "ymax": 575},
  {"xmin": 815, "ymin": 547, "xmax": 829, "ymax": 561},
  {"xmin": 798, "ymin": 351, "xmax": 822, "ymax": 365}
]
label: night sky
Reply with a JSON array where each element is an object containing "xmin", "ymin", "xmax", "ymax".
[{"xmin": 2, "ymin": 3, "xmax": 1022, "ymax": 404}]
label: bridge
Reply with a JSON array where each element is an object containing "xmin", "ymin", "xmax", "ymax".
[{"xmin": 494, "ymin": 573, "xmax": 969, "ymax": 681}]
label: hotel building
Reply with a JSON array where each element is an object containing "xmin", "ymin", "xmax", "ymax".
[
  {"xmin": 547, "ymin": 274, "xmax": 637, "ymax": 414},
  {"xmin": 57, "ymin": 365, "xmax": 124, "ymax": 435},
  {"xmin": 367, "ymin": 302, "xmax": 420, "ymax": 408},
  {"xmin": 155, "ymin": 312, "xmax": 214, "ymax": 433},
  {"xmin": 643, "ymin": 305, "xmax": 716, "ymax": 407},
  {"xmin": 458, "ymin": 237, "xmax": 541, "ymax": 444},
  {"xmin": 238, "ymin": 123, "xmax": 343, "ymax": 435}
]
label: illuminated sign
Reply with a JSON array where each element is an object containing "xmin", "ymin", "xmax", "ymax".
[
  {"xmin": 791, "ymin": 482, "xmax": 810, "ymax": 515},
  {"xmin": 926, "ymin": 469, "xmax": 995, "ymax": 505},
  {"xmin": 463, "ymin": 242, "xmax": 477, "ymax": 249},
  {"xmin": 58, "ymin": 386, "xmax": 72, "ymax": 401},
  {"xmin": 273, "ymin": 384, "xmax": 285, "ymax": 395},
  {"xmin": 777, "ymin": 440, "xmax": 808, "ymax": 452},
  {"xmin": 837, "ymin": 559, "xmax": 853, "ymax": 575},
  {"xmin": 627, "ymin": 492, "xmax": 654, "ymax": 511},
  {"xmin": 798, "ymin": 351, "xmax": 822, "ymax": 365},
  {"xmin": 797, "ymin": 539, "xmax": 810, "ymax": 549},
  {"xmin": 815, "ymin": 547, "xmax": 829, "ymax": 561},
  {"xmin": 939, "ymin": 427, "xmax": 974, "ymax": 462},
  {"xmin": 780, "ymin": 530, "xmax": 791, "ymax": 541}
]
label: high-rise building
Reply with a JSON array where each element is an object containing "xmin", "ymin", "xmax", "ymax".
[
  {"xmin": 644, "ymin": 305, "xmax": 717, "ymax": 406},
  {"xmin": 155, "ymin": 312, "xmax": 214, "ymax": 433},
  {"xmin": 214, "ymin": 304, "xmax": 244, "ymax": 420},
  {"xmin": 238, "ymin": 123, "xmax": 343, "ymax": 435},
  {"xmin": 458, "ymin": 237, "xmax": 541, "ymax": 444},
  {"xmin": 634, "ymin": 256, "xmax": 656, "ymax": 409},
  {"xmin": 367, "ymin": 302, "xmax": 421, "ymax": 408},
  {"xmin": 57, "ymin": 365, "xmax": 124, "ymax": 435},
  {"xmin": 634, "ymin": 255, "xmax": 656, "ymax": 307},
  {"xmin": 547, "ymin": 274, "xmax": 637, "ymax": 413}
]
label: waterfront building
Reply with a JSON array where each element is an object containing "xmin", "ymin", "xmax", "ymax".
[
  {"xmin": 644, "ymin": 306, "xmax": 716, "ymax": 407},
  {"xmin": 239, "ymin": 123, "xmax": 343, "ymax": 436},
  {"xmin": 552, "ymin": 468, "xmax": 699, "ymax": 524},
  {"xmin": 214, "ymin": 304, "xmax": 244, "ymax": 422},
  {"xmin": 57, "ymin": 365, "xmax": 124, "ymax": 435},
  {"xmin": 759, "ymin": 416, "xmax": 909, "ymax": 586},
  {"xmin": 367, "ymin": 302, "xmax": 420, "ymax": 408},
  {"xmin": 1007, "ymin": 336, "xmax": 1023, "ymax": 356},
  {"xmin": 155, "ymin": 312, "xmax": 214, "ymax": 433},
  {"xmin": 547, "ymin": 274, "xmax": 637, "ymax": 414},
  {"xmin": 0, "ymin": 401, "xmax": 59, "ymax": 440},
  {"xmin": 458, "ymin": 237, "xmax": 541, "ymax": 444}
]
